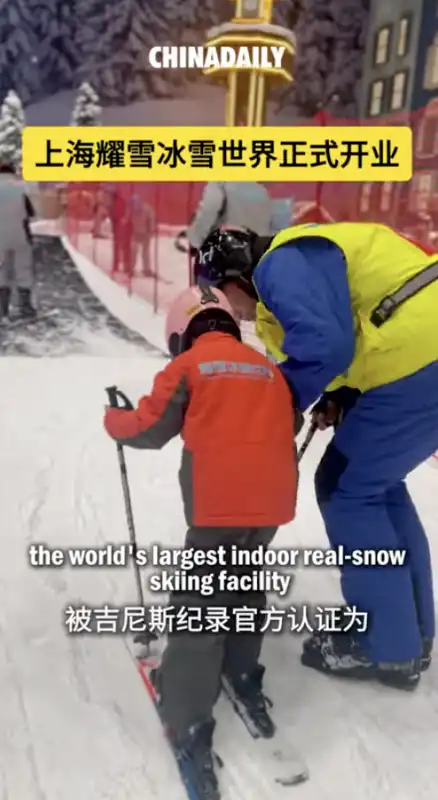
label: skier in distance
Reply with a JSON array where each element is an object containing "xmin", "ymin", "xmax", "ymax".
[
  {"xmin": 104, "ymin": 284, "xmax": 298, "ymax": 800},
  {"xmin": 187, "ymin": 181, "xmax": 273, "ymax": 252},
  {"xmin": 186, "ymin": 181, "xmax": 273, "ymax": 283},
  {"xmin": 0, "ymin": 163, "xmax": 37, "ymax": 321}
]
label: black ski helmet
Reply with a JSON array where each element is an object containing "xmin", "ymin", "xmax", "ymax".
[{"xmin": 194, "ymin": 227, "xmax": 272, "ymax": 298}]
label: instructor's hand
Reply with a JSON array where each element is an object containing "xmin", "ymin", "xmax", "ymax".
[
  {"xmin": 312, "ymin": 397, "xmax": 340, "ymax": 430},
  {"xmin": 311, "ymin": 388, "xmax": 361, "ymax": 430}
]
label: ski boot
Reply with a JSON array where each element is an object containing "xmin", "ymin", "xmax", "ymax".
[
  {"xmin": 17, "ymin": 288, "xmax": 37, "ymax": 319},
  {"xmin": 0, "ymin": 286, "xmax": 11, "ymax": 321},
  {"xmin": 303, "ymin": 621, "xmax": 433, "ymax": 674},
  {"xmin": 301, "ymin": 630, "xmax": 421, "ymax": 690},
  {"xmin": 421, "ymin": 638, "xmax": 433, "ymax": 672},
  {"xmin": 149, "ymin": 669, "xmax": 220, "ymax": 799},
  {"xmin": 228, "ymin": 664, "xmax": 275, "ymax": 738},
  {"xmin": 175, "ymin": 720, "xmax": 220, "ymax": 800}
]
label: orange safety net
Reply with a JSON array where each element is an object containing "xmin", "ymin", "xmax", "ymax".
[{"xmin": 63, "ymin": 105, "xmax": 438, "ymax": 312}]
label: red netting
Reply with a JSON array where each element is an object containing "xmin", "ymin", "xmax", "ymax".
[{"xmin": 63, "ymin": 106, "xmax": 438, "ymax": 312}]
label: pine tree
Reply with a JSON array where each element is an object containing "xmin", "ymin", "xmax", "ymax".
[
  {"xmin": 0, "ymin": 90, "xmax": 25, "ymax": 168},
  {"xmin": 32, "ymin": 0, "xmax": 79, "ymax": 97},
  {"xmin": 329, "ymin": 0, "xmax": 369, "ymax": 116},
  {"xmin": 172, "ymin": 0, "xmax": 227, "ymax": 31},
  {"xmin": 157, "ymin": 0, "xmax": 229, "ymax": 89},
  {"xmin": 70, "ymin": 82, "xmax": 102, "ymax": 126},
  {"xmin": 274, "ymin": 0, "xmax": 303, "ymax": 29},
  {"xmin": 74, "ymin": 0, "xmax": 228, "ymax": 105},
  {"xmin": 0, "ymin": 0, "xmax": 79, "ymax": 103},
  {"xmin": 1, "ymin": 0, "xmax": 299, "ymax": 108},
  {"xmin": 0, "ymin": 0, "xmax": 43, "ymax": 102},
  {"xmin": 279, "ymin": 0, "xmax": 368, "ymax": 118}
]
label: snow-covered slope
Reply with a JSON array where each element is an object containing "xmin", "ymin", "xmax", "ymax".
[
  {"xmin": 1, "ymin": 236, "xmax": 438, "ymax": 799},
  {"xmin": 1, "ymin": 350, "xmax": 438, "ymax": 799},
  {"xmin": 0, "ymin": 236, "xmax": 159, "ymax": 357}
]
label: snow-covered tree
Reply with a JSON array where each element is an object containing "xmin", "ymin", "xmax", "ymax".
[
  {"xmin": 329, "ymin": 0, "xmax": 370, "ymax": 115},
  {"xmin": 2, "ymin": 0, "xmax": 303, "ymax": 108},
  {"xmin": 74, "ymin": 0, "xmax": 230, "ymax": 105},
  {"xmin": 31, "ymin": 1, "xmax": 79, "ymax": 97},
  {"xmin": 0, "ymin": 0, "xmax": 80, "ymax": 103},
  {"xmin": 174, "ymin": 0, "xmax": 228, "ymax": 32},
  {"xmin": 75, "ymin": 0, "xmax": 148, "ymax": 103},
  {"xmin": 75, "ymin": 0, "xmax": 172, "ymax": 103},
  {"xmin": 158, "ymin": 0, "xmax": 229, "ymax": 88},
  {"xmin": 274, "ymin": 0, "xmax": 303, "ymax": 30},
  {"xmin": 70, "ymin": 82, "xmax": 102, "ymax": 125},
  {"xmin": 0, "ymin": 0, "xmax": 43, "ymax": 102},
  {"xmin": 0, "ymin": 90, "xmax": 25, "ymax": 168},
  {"xmin": 279, "ymin": 0, "xmax": 369, "ymax": 118}
]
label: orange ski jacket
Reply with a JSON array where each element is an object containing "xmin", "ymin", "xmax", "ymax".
[{"xmin": 104, "ymin": 332, "xmax": 297, "ymax": 528}]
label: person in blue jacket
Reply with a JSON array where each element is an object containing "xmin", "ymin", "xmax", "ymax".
[{"xmin": 194, "ymin": 224, "xmax": 438, "ymax": 691}]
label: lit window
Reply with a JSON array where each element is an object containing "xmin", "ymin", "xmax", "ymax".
[
  {"xmin": 419, "ymin": 173, "xmax": 432, "ymax": 192},
  {"xmin": 360, "ymin": 184, "xmax": 372, "ymax": 212},
  {"xmin": 381, "ymin": 183, "xmax": 393, "ymax": 211},
  {"xmin": 432, "ymin": 50, "xmax": 438, "ymax": 85},
  {"xmin": 424, "ymin": 34, "xmax": 438, "ymax": 88},
  {"xmin": 369, "ymin": 80, "xmax": 384, "ymax": 115},
  {"xmin": 397, "ymin": 17, "xmax": 410, "ymax": 57},
  {"xmin": 417, "ymin": 118, "xmax": 438, "ymax": 155},
  {"xmin": 391, "ymin": 72, "xmax": 406, "ymax": 110},
  {"xmin": 375, "ymin": 27, "xmax": 390, "ymax": 65},
  {"xmin": 238, "ymin": 0, "xmax": 261, "ymax": 18},
  {"xmin": 416, "ymin": 173, "xmax": 433, "ymax": 212},
  {"xmin": 416, "ymin": 101, "xmax": 438, "ymax": 156}
]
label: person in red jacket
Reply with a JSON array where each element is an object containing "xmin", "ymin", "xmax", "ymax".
[{"xmin": 104, "ymin": 284, "xmax": 298, "ymax": 799}]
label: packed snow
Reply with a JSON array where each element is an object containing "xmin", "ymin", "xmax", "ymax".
[{"xmin": 1, "ymin": 244, "xmax": 438, "ymax": 799}]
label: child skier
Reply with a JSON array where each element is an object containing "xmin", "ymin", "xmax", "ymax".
[{"xmin": 104, "ymin": 285, "xmax": 298, "ymax": 799}]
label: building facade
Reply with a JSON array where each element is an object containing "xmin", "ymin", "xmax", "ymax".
[
  {"xmin": 358, "ymin": 0, "xmax": 438, "ymax": 238},
  {"xmin": 359, "ymin": 0, "xmax": 422, "ymax": 119}
]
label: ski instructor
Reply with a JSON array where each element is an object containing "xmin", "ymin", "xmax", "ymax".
[{"xmin": 195, "ymin": 222, "xmax": 438, "ymax": 690}]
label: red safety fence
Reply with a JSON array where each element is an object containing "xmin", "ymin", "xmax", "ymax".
[{"xmin": 62, "ymin": 104, "xmax": 438, "ymax": 312}]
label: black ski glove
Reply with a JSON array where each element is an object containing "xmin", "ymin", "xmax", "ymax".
[{"xmin": 311, "ymin": 388, "xmax": 361, "ymax": 430}]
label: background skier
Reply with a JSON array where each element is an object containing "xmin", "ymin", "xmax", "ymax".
[
  {"xmin": 195, "ymin": 223, "xmax": 438, "ymax": 690},
  {"xmin": 0, "ymin": 163, "xmax": 36, "ymax": 320},
  {"xmin": 187, "ymin": 182, "xmax": 273, "ymax": 253}
]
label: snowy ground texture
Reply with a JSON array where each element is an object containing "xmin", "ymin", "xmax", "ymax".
[
  {"xmin": 0, "ymin": 236, "xmax": 162, "ymax": 357},
  {"xmin": 1, "ymin": 238, "xmax": 438, "ymax": 799}
]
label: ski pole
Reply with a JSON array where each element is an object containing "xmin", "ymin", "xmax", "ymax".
[
  {"xmin": 297, "ymin": 420, "xmax": 317, "ymax": 463},
  {"xmin": 105, "ymin": 385, "xmax": 145, "ymax": 609}
]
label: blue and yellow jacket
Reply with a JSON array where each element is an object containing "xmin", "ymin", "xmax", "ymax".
[{"xmin": 252, "ymin": 222, "xmax": 438, "ymax": 411}]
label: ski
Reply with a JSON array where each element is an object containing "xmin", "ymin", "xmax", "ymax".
[
  {"xmin": 131, "ymin": 635, "xmax": 308, "ymax": 792},
  {"xmin": 220, "ymin": 676, "xmax": 309, "ymax": 787},
  {"xmin": 136, "ymin": 652, "xmax": 201, "ymax": 800},
  {"xmin": 134, "ymin": 649, "xmax": 223, "ymax": 800}
]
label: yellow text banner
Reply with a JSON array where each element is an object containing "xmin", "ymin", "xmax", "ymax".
[{"xmin": 22, "ymin": 126, "xmax": 412, "ymax": 182}]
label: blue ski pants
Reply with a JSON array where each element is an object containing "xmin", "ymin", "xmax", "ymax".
[{"xmin": 315, "ymin": 361, "xmax": 438, "ymax": 663}]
